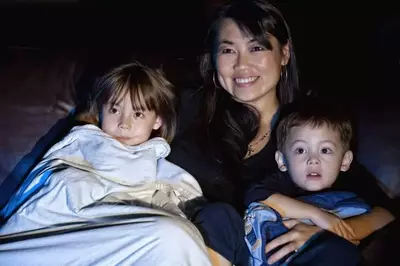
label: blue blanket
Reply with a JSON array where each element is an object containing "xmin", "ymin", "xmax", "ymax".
[{"xmin": 244, "ymin": 191, "xmax": 371, "ymax": 266}]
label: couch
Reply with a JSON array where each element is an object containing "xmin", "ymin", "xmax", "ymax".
[
  {"xmin": 0, "ymin": 2, "xmax": 399, "ymax": 264},
  {"xmin": 0, "ymin": 42, "xmax": 399, "ymax": 264}
]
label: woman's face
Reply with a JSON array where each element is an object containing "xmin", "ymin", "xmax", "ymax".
[{"xmin": 215, "ymin": 18, "xmax": 290, "ymax": 107}]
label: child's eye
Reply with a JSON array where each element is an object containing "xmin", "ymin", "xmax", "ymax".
[
  {"xmin": 294, "ymin": 148, "xmax": 305, "ymax": 154},
  {"xmin": 321, "ymin": 148, "xmax": 333, "ymax": 154},
  {"xmin": 134, "ymin": 112, "xmax": 144, "ymax": 118},
  {"xmin": 109, "ymin": 107, "xmax": 119, "ymax": 114}
]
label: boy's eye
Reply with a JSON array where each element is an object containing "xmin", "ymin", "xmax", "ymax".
[
  {"xmin": 321, "ymin": 148, "xmax": 332, "ymax": 154},
  {"xmin": 134, "ymin": 112, "xmax": 144, "ymax": 118},
  {"xmin": 294, "ymin": 148, "xmax": 305, "ymax": 154}
]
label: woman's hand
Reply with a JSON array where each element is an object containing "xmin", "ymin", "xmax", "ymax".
[
  {"xmin": 312, "ymin": 210, "xmax": 358, "ymax": 244},
  {"xmin": 265, "ymin": 219, "xmax": 321, "ymax": 265}
]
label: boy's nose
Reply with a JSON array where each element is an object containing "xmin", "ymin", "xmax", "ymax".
[{"xmin": 307, "ymin": 156, "xmax": 320, "ymax": 165}]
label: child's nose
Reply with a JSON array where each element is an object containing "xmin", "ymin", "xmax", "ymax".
[
  {"xmin": 118, "ymin": 123, "xmax": 131, "ymax": 130},
  {"xmin": 307, "ymin": 155, "xmax": 320, "ymax": 165},
  {"xmin": 118, "ymin": 115, "xmax": 132, "ymax": 130}
]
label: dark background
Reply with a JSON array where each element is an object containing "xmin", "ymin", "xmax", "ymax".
[{"xmin": 0, "ymin": 0, "xmax": 399, "ymax": 107}]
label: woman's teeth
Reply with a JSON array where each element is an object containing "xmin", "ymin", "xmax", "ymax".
[{"xmin": 235, "ymin": 76, "xmax": 258, "ymax": 84}]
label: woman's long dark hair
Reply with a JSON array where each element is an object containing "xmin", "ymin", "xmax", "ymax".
[{"xmin": 188, "ymin": 0, "xmax": 300, "ymax": 207}]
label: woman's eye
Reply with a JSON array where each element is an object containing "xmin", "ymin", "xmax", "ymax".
[
  {"xmin": 294, "ymin": 148, "xmax": 305, "ymax": 154},
  {"xmin": 221, "ymin": 48, "xmax": 234, "ymax": 54},
  {"xmin": 321, "ymin": 148, "xmax": 332, "ymax": 154},
  {"xmin": 134, "ymin": 112, "xmax": 144, "ymax": 118},
  {"xmin": 251, "ymin": 46, "xmax": 264, "ymax": 52}
]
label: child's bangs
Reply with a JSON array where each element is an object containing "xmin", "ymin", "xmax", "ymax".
[
  {"xmin": 105, "ymin": 81, "xmax": 150, "ymax": 111},
  {"xmin": 130, "ymin": 83, "xmax": 155, "ymax": 111},
  {"xmin": 107, "ymin": 82, "xmax": 130, "ymax": 106}
]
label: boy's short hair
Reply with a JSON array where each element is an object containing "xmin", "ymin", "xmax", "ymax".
[
  {"xmin": 77, "ymin": 61, "xmax": 177, "ymax": 143},
  {"xmin": 276, "ymin": 98, "xmax": 353, "ymax": 151}
]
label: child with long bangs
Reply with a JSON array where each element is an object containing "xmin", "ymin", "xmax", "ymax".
[
  {"xmin": 0, "ymin": 62, "xmax": 211, "ymax": 266},
  {"xmin": 78, "ymin": 61, "xmax": 177, "ymax": 145}
]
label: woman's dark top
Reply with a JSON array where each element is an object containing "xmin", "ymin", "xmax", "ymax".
[{"xmin": 167, "ymin": 88, "xmax": 397, "ymax": 217}]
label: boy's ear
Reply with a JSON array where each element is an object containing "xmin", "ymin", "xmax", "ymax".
[
  {"xmin": 152, "ymin": 116, "xmax": 163, "ymax": 130},
  {"xmin": 275, "ymin": 150, "xmax": 288, "ymax": 172},
  {"xmin": 340, "ymin": 150, "xmax": 353, "ymax": 172}
]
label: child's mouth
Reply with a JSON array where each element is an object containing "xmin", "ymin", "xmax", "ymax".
[
  {"xmin": 116, "ymin": 137, "xmax": 131, "ymax": 143},
  {"xmin": 306, "ymin": 172, "xmax": 321, "ymax": 179}
]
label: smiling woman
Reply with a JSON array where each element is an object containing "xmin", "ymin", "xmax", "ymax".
[
  {"xmin": 168, "ymin": 1, "xmax": 302, "ymax": 265},
  {"xmin": 215, "ymin": 19, "xmax": 289, "ymax": 109}
]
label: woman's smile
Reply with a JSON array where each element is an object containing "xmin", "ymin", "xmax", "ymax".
[{"xmin": 234, "ymin": 76, "xmax": 259, "ymax": 87}]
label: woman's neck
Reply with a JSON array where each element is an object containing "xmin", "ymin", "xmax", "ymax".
[
  {"xmin": 252, "ymin": 95, "xmax": 279, "ymax": 128},
  {"xmin": 244, "ymin": 96, "xmax": 279, "ymax": 159}
]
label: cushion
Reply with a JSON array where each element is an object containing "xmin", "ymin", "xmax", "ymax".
[
  {"xmin": 0, "ymin": 47, "xmax": 84, "ymax": 208},
  {"xmin": 356, "ymin": 106, "xmax": 400, "ymax": 199}
]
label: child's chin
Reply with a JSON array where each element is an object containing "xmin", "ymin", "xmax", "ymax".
[
  {"xmin": 115, "ymin": 137, "xmax": 139, "ymax": 146},
  {"xmin": 303, "ymin": 183, "xmax": 326, "ymax": 192}
]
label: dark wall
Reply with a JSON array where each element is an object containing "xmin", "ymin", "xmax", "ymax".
[
  {"xmin": 277, "ymin": 2, "xmax": 400, "ymax": 106},
  {"xmin": 0, "ymin": 1, "xmax": 399, "ymax": 106}
]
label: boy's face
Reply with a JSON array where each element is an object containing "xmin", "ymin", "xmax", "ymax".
[
  {"xmin": 276, "ymin": 124, "xmax": 353, "ymax": 191},
  {"xmin": 101, "ymin": 93, "xmax": 162, "ymax": 146}
]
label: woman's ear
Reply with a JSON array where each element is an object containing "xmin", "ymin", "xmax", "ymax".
[
  {"xmin": 152, "ymin": 116, "xmax": 163, "ymax": 130},
  {"xmin": 281, "ymin": 43, "xmax": 290, "ymax": 66},
  {"xmin": 275, "ymin": 150, "xmax": 288, "ymax": 172},
  {"xmin": 340, "ymin": 150, "xmax": 354, "ymax": 172}
]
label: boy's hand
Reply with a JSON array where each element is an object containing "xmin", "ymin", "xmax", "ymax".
[{"xmin": 312, "ymin": 209, "xmax": 358, "ymax": 244}]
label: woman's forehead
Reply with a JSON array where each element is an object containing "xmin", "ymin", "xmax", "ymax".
[
  {"xmin": 218, "ymin": 19, "xmax": 252, "ymax": 39},
  {"xmin": 217, "ymin": 18, "xmax": 274, "ymax": 44}
]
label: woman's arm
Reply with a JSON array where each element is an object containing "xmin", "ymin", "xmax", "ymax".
[
  {"xmin": 345, "ymin": 206, "xmax": 395, "ymax": 242},
  {"xmin": 333, "ymin": 159, "xmax": 397, "ymax": 241},
  {"xmin": 246, "ymin": 171, "xmax": 356, "ymax": 238},
  {"xmin": 262, "ymin": 194, "xmax": 356, "ymax": 241},
  {"xmin": 262, "ymin": 193, "xmax": 326, "ymax": 221},
  {"xmin": 265, "ymin": 208, "xmax": 395, "ymax": 265},
  {"xmin": 265, "ymin": 193, "xmax": 394, "ymax": 245}
]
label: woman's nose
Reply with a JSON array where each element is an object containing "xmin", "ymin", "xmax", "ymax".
[{"xmin": 234, "ymin": 52, "xmax": 250, "ymax": 70}]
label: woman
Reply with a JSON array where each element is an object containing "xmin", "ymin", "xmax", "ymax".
[{"xmin": 168, "ymin": 0, "xmax": 396, "ymax": 265}]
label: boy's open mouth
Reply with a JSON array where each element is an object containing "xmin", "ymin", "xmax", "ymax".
[{"xmin": 306, "ymin": 172, "xmax": 322, "ymax": 179}]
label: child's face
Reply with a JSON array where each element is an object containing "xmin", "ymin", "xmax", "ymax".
[
  {"xmin": 101, "ymin": 93, "xmax": 162, "ymax": 146},
  {"xmin": 276, "ymin": 124, "xmax": 353, "ymax": 191}
]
